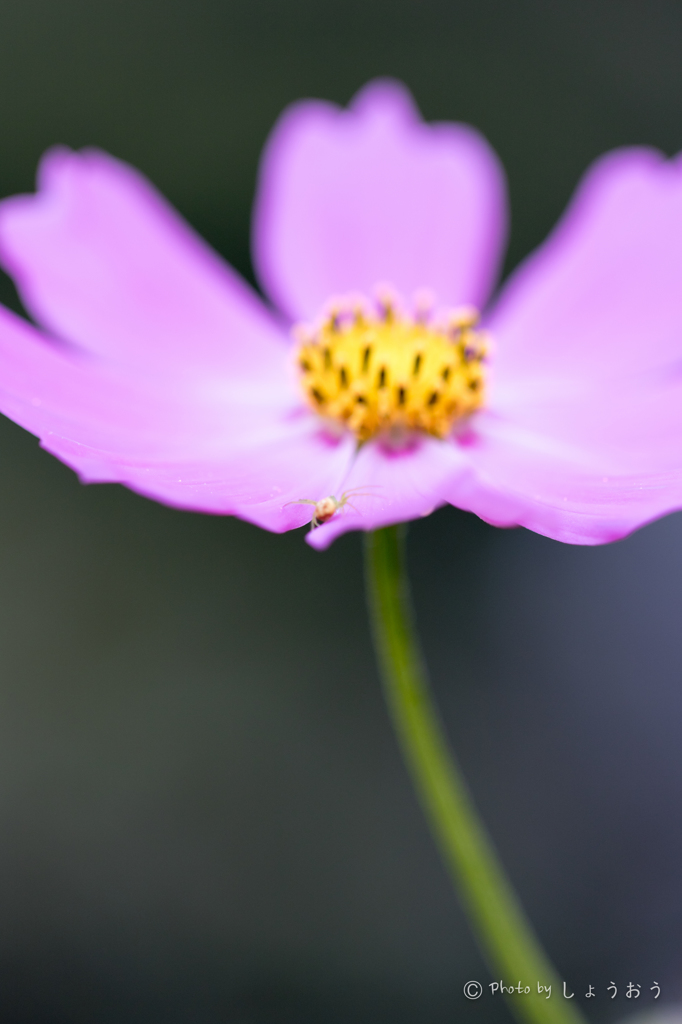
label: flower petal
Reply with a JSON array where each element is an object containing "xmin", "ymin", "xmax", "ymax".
[
  {"xmin": 444, "ymin": 374, "xmax": 682, "ymax": 545},
  {"xmin": 306, "ymin": 435, "xmax": 466, "ymax": 550},
  {"xmin": 44, "ymin": 427, "xmax": 357, "ymax": 533},
  {"xmin": 0, "ymin": 148, "xmax": 286, "ymax": 377},
  {"xmin": 455, "ymin": 146, "xmax": 682, "ymax": 545},
  {"xmin": 0, "ymin": 304, "xmax": 355, "ymax": 531},
  {"xmin": 253, "ymin": 79, "xmax": 507, "ymax": 323},
  {"xmin": 487, "ymin": 147, "xmax": 682, "ymax": 387}
]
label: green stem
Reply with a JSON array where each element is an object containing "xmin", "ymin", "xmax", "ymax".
[{"xmin": 364, "ymin": 526, "xmax": 587, "ymax": 1024}]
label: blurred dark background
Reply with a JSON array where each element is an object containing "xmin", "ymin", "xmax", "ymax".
[{"xmin": 0, "ymin": 1, "xmax": 681, "ymax": 1021}]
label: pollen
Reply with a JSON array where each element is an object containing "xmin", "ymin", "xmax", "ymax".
[{"xmin": 294, "ymin": 290, "xmax": 488, "ymax": 442}]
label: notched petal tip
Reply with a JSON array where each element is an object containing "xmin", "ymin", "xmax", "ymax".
[
  {"xmin": 348, "ymin": 76, "xmax": 423, "ymax": 124},
  {"xmin": 35, "ymin": 144, "xmax": 79, "ymax": 191}
]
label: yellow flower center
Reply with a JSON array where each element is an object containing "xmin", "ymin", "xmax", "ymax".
[{"xmin": 294, "ymin": 290, "xmax": 488, "ymax": 443}]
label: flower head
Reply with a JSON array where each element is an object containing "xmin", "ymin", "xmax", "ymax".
[{"xmin": 0, "ymin": 79, "xmax": 682, "ymax": 548}]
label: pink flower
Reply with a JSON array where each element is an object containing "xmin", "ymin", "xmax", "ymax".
[{"xmin": 1, "ymin": 79, "xmax": 682, "ymax": 549}]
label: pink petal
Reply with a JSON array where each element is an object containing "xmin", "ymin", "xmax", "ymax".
[
  {"xmin": 0, "ymin": 304, "xmax": 355, "ymax": 531},
  {"xmin": 306, "ymin": 435, "xmax": 466, "ymax": 550},
  {"xmin": 0, "ymin": 148, "xmax": 287, "ymax": 377},
  {"xmin": 253, "ymin": 79, "xmax": 507, "ymax": 323},
  {"xmin": 44, "ymin": 427, "xmax": 356, "ymax": 533},
  {"xmin": 449, "ymin": 149, "xmax": 682, "ymax": 545},
  {"xmin": 487, "ymin": 147, "xmax": 682, "ymax": 387},
  {"xmin": 449, "ymin": 397, "xmax": 682, "ymax": 545}
]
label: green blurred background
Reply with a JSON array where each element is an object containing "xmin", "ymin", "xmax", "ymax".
[{"xmin": 0, "ymin": 1, "xmax": 681, "ymax": 1021}]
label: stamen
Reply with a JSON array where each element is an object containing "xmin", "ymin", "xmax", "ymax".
[
  {"xmin": 413, "ymin": 288, "xmax": 436, "ymax": 324},
  {"xmin": 294, "ymin": 288, "xmax": 488, "ymax": 442},
  {"xmin": 375, "ymin": 283, "xmax": 401, "ymax": 323}
]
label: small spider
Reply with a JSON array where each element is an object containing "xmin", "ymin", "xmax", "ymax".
[{"xmin": 286, "ymin": 487, "xmax": 380, "ymax": 529}]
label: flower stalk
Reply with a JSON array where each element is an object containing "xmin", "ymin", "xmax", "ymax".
[{"xmin": 364, "ymin": 525, "xmax": 587, "ymax": 1024}]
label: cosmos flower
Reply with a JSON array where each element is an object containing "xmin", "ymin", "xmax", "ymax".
[{"xmin": 1, "ymin": 80, "xmax": 682, "ymax": 550}]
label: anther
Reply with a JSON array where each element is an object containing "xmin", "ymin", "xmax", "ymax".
[
  {"xmin": 328, "ymin": 306, "xmax": 343, "ymax": 332},
  {"xmin": 375, "ymin": 284, "xmax": 400, "ymax": 323},
  {"xmin": 448, "ymin": 305, "xmax": 480, "ymax": 331},
  {"xmin": 362, "ymin": 346, "xmax": 372, "ymax": 372},
  {"xmin": 414, "ymin": 290, "xmax": 436, "ymax": 325},
  {"xmin": 413, "ymin": 353, "xmax": 422, "ymax": 376}
]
